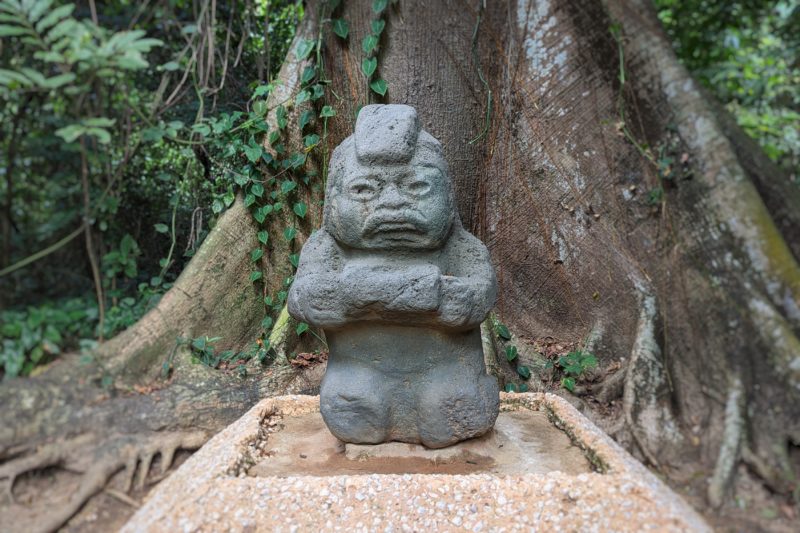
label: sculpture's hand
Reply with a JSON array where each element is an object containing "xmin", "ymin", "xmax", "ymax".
[
  {"xmin": 287, "ymin": 230, "xmax": 349, "ymax": 328},
  {"xmin": 341, "ymin": 262, "xmax": 441, "ymax": 314},
  {"xmin": 390, "ymin": 265, "xmax": 441, "ymax": 313},
  {"xmin": 437, "ymin": 275, "xmax": 484, "ymax": 328},
  {"xmin": 433, "ymin": 229, "xmax": 498, "ymax": 329}
]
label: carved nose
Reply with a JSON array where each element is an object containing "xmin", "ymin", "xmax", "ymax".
[{"xmin": 377, "ymin": 184, "xmax": 408, "ymax": 209}]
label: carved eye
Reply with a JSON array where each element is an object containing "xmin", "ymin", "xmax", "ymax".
[
  {"xmin": 408, "ymin": 167, "xmax": 439, "ymax": 196},
  {"xmin": 407, "ymin": 180, "xmax": 431, "ymax": 195},
  {"xmin": 347, "ymin": 180, "xmax": 377, "ymax": 200}
]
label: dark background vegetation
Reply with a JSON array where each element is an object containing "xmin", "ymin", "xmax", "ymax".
[{"xmin": 0, "ymin": 0, "xmax": 797, "ymax": 376}]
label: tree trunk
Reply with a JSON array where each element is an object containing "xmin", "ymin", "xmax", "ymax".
[{"xmin": 3, "ymin": 0, "xmax": 799, "ymax": 530}]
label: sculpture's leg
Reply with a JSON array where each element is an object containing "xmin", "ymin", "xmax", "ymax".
[
  {"xmin": 415, "ymin": 361, "xmax": 500, "ymax": 449},
  {"xmin": 319, "ymin": 359, "xmax": 391, "ymax": 444}
]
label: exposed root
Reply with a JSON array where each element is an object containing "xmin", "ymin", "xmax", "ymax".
[
  {"xmin": 743, "ymin": 435, "xmax": 798, "ymax": 495},
  {"xmin": 117, "ymin": 430, "xmax": 205, "ymax": 493},
  {"xmin": 622, "ymin": 281, "xmax": 683, "ymax": 468},
  {"xmin": 0, "ymin": 429, "xmax": 208, "ymax": 533},
  {"xmin": 480, "ymin": 318, "xmax": 502, "ymax": 380},
  {"xmin": 595, "ymin": 366, "xmax": 626, "ymax": 403},
  {"xmin": 104, "ymin": 488, "xmax": 140, "ymax": 508},
  {"xmin": 707, "ymin": 376, "xmax": 744, "ymax": 508},
  {"xmin": 0, "ymin": 433, "xmax": 94, "ymax": 502},
  {"xmin": 261, "ymin": 304, "xmax": 293, "ymax": 367}
]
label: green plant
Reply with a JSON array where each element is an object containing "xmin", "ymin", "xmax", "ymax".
[
  {"xmin": 492, "ymin": 318, "xmax": 531, "ymax": 382},
  {"xmin": 357, "ymin": 0, "xmax": 390, "ymax": 97},
  {"xmin": 656, "ymin": 0, "xmax": 800, "ymax": 173},
  {"xmin": 553, "ymin": 349, "xmax": 598, "ymax": 392},
  {"xmin": 102, "ymin": 234, "xmax": 141, "ymax": 282},
  {"xmin": 494, "ymin": 321, "xmax": 511, "ymax": 341},
  {"xmin": 0, "ymin": 0, "xmax": 308, "ymax": 375},
  {"xmin": 187, "ymin": 336, "xmax": 223, "ymax": 367},
  {"xmin": 0, "ymin": 0, "xmax": 167, "ymax": 336},
  {"xmin": 504, "ymin": 382, "xmax": 529, "ymax": 393},
  {"xmin": 647, "ymin": 186, "xmax": 664, "ymax": 206},
  {"xmin": 164, "ymin": 335, "xmax": 269, "ymax": 377},
  {"xmin": 0, "ymin": 297, "xmax": 98, "ymax": 378}
]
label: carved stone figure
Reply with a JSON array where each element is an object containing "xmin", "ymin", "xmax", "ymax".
[{"xmin": 288, "ymin": 104, "xmax": 499, "ymax": 448}]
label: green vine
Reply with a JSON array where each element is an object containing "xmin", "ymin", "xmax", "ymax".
[
  {"xmin": 352, "ymin": 0, "xmax": 393, "ymax": 100},
  {"xmin": 469, "ymin": 0, "xmax": 492, "ymax": 144},
  {"xmin": 609, "ymin": 22, "xmax": 683, "ymax": 210}
]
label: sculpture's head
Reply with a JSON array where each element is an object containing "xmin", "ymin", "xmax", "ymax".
[{"xmin": 324, "ymin": 104, "xmax": 458, "ymax": 251}]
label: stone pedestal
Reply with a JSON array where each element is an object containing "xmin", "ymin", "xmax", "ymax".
[{"xmin": 122, "ymin": 393, "xmax": 710, "ymax": 532}]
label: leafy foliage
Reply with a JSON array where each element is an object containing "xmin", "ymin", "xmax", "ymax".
[
  {"xmin": 356, "ymin": 0, "xmax": 391, "ymax": 98},
  {"xmin": 0, "ymin": 0, "xmax": 303, "ymax": 377},
  {"xmin": 552, "ymin": 350, "xmax": 598, "ymax": 392},
  {"xmin": 1, "ymin": 297, "xmax": 97, "ymax": 377},
  {"xmin": 656, "ymin": 0, "xmax": 800, "ymax": 175}
]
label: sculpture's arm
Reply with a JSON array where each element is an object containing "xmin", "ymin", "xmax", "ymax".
[
  {"xmin": 287, "ymin": 230, "xmax": 349, "ymax": 328},
  {"xmin": 336, "ymin": 229, "xmax": 496, "ymax": 329},
  {"xmin": 289, "ymin": 230, "xmax": 441, "ymax": 327},
  {"xmin": 340, "ymin": 261, "xmax": 441, "ymax": 317},
  {"xmin": 436, "ymin": 229, "xmax": 498, "ymax": 329}
]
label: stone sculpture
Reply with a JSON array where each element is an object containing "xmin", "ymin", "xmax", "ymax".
[{"xmin": 288, "ymin": 104, "xmax": 499, "ymax": 448}]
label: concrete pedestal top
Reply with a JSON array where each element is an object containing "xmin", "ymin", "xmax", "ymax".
[{"xmin": 122, "ymin": 393, "xmax": 710, "ymax": 532}]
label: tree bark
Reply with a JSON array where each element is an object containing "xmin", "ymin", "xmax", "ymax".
[
  {"xmin": 3, "ymin": 0, "xmax": 799, "ymax": 529},
  {"xmin": 321, "ymin": 0, "xmax": 800, "ymax": 507}
]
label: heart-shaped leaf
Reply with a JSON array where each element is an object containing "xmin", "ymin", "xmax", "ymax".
[
  {"xmin": 495, "ymin": 323, "xmax": 511, "ymax": 340},
  {"xmin": 369, "ymin": 78, "xmax": 388, "ymax": 96},
  {"xmin": 362, "ymin": 34, "xmax": 378, "ymax": 54},
  {"xmin": 371, "ymin": 19, "xmax": 386, "ymax": 35},
  {"xmin": 296, "ymin": 39, "xmax": 314, "ymax": 60},
  {"xmin": 252, "ymin": 100, "xmax": 267, "ymax": 116},
  {"xmin": 293, "ymin": 202, "xmax": 308, "ymax": 218},
  {"xmin": 301, "ymin": 65, "xmax": 316, "ymax": 84},
  {"xmin": 505, "ymin": 345, "xmax": 518, "ymax": 361},
  {"xmin": 289, "ymin": 152, "xmax": 306, "ymax": 168},
  {"xmin": 361, "ymin": 57, "xmax": 377, "ymax": 77},
  {"xmin": 295, "ymin": 89, "xmax": 310, "ymax": 106},
  {"xmin": 332, "ymin": 18, "xmax": 349, "ymax": 39},
  {"xmin": 299, "ymin": 110, "xmax": 314, "ymax": 130},
  {"xmin": 281, "ymin": 180, "xmax": 297, "ymax": 195},
  {"xmin": 243, "ymin": 143, "xmax": 262, "ymax": 163}
]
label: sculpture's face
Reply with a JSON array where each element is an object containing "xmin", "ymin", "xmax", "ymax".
[{"xmin": 327, "ymin": 150, "xmax": 454, "ymax": 250}]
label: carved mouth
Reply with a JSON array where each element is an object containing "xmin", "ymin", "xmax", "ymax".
[{"xmin": 372, "ymin": 222, "xmax": 422, "ymax": 234}]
